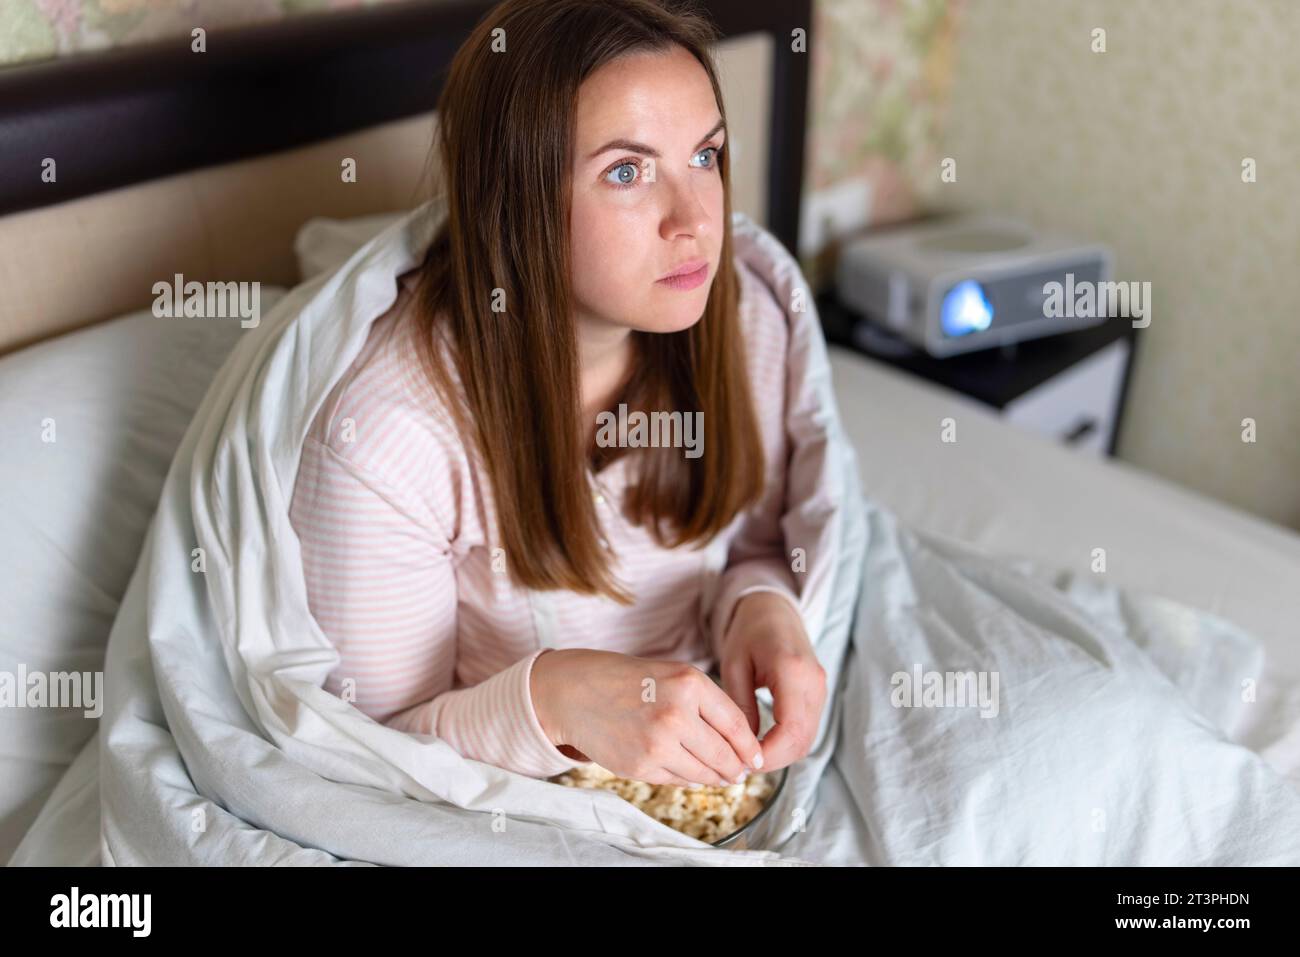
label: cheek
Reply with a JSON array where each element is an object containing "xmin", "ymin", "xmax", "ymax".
[{"xmin": 570, "ymin": 199, "xmax": 648, "ymax": 305}]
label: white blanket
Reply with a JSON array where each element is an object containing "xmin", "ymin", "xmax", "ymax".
[{"xmin": 32, "ymin": 199, "xmax": 1300, "ymax": 866}]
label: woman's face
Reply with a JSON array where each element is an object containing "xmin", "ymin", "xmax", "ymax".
[{"xmin": 569, "ymin": 46, "xmax": 726, "ymax": 338}]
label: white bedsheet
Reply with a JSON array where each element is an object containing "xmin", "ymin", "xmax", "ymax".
[{"xmin": 826, "ymin": 349, "xmax": 1300, "ymax": 788}]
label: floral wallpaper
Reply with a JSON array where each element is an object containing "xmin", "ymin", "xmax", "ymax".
[
  {"xmin": 0, "ymin": 1, "xmax": 373, "ymax": 62},
  {"xmin": 807, "ymin": 0, "xmax": 964, "ymax": 221}
]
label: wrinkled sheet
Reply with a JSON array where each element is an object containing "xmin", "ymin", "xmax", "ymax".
[{"xmin": 14, "ymin": 199, "xmax": 1300, "ymax": 866}]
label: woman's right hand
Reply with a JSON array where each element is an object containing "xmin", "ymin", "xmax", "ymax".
[{"xmin": 530, "ymin": 648, "xmax": 764, "ymax": 787}]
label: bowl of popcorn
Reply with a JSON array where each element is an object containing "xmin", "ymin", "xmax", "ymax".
[{"xmin": 548, "ymin": 677, "xmax": 787, "ymax": 849}]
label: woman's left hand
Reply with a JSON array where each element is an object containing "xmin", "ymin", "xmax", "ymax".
[{"xmin": 717, "ymin": 591, "xmax": 826, "ymax": 774}]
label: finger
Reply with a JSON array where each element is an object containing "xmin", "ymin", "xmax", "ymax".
[
  {"xmin": 720, "ymin": 649, "xmax": 761, "ymax": 737},
  {"xmin": 664, "ymin": 749, "xmax": 729, "ymax": 788},
  {"xmin": 756, "ymin": 720, "xmax": 806, "ymax": 772},
  {"xmin": 631, "ymin": 763, "xmax": 690, "ymax": 787},
  {"xmin": 656, "ymin": 770, "xmax": 695, "ymax": 788},
  {"xmin": 682, "ymin": 721, "xmax": 748, "ymax": 785},
  {"xmin": 698, "ymin": 679, "xmax": 764, "ymax": 772},
  {"xmin": 759, "ymin": 662, "xmax": 824, "ymax": 771}
]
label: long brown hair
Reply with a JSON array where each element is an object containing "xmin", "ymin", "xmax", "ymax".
[{"xmin": 409, "ymin": 0, "xmax": 764, "ymax": 604}]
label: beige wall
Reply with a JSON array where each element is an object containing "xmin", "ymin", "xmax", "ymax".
[{"xmin": 936, "ymin": 0, "xmax": 1300, "ymax": 531}]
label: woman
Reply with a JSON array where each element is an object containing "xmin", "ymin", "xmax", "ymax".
[{"xmin": 289, "ymin": 0, "xmax": 827, "ymax": 789}]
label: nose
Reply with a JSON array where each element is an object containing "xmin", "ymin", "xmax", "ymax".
[{"xmin": 659, "ymin": 171, "xmax": 711, "ymax": 242}]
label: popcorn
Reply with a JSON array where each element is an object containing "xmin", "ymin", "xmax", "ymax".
[{"xmin": 549, "ymin": 763, "xmax": 777, "ymax": 845}]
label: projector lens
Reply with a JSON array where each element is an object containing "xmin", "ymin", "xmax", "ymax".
[{"xmin": 941, "ymin": 279, "xmax": 993, "ymax": 337}]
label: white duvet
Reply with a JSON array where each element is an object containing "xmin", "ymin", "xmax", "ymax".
[{"xmin": 15, "ymin": 198, "xmax": 1300, "ymax": 865}]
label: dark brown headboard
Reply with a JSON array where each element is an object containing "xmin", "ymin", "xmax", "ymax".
[{"xmin": 0, "ymin": 0, "xmax": 811, "ymax": 253}]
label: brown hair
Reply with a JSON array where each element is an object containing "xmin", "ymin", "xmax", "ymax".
[{"xmin": 410, "ymin": 0, "xmax": 764, "ymax": 604}]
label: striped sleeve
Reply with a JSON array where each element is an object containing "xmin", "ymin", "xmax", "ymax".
[
  {"xmin": 290, "ymin": 434, "xmax": 580, "ymax": 779},
  {"xmin": 708, "ymin": 542, "xmax": 803, "ymax": 661}
]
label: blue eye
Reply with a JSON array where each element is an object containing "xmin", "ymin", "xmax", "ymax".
[
  {"xmin": 606, "ymin": 160, "xmax": 643, "ymax": 190},
  {"xmin": 696, "ymin": 145, "xmax": 722, "ymax": 168},
  {"xmin": 604, "ymin": 145, "xmax": 724, "ymax": 191}
]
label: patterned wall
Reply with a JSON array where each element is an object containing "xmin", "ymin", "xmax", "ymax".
[
  {"xmin": 2, "ymin": 0, "xmax": 1294, "ymax": 529},
  {"xmin": 806, "ymin": 0, "xmax": 962, "ymax": 213}
]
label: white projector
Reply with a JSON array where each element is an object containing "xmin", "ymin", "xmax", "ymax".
[{"xmin": 836, "ymin": 214, "xmax": 1114, "ymax": 358}]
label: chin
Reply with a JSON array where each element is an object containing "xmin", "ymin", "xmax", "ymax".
[
  {"xmin": 633, "ymin": 308, "xmax": 707, "ymax": 335},
  {"xmin": 634, "ymin": 286, "xmax": 712, "ymax": 334}
]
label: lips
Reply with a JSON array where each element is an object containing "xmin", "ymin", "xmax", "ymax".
[
  {"xmin": 655, "ymin": 261, "xmax": 709, "ymax": 292},
  {"xmin": 658, "ymin": 258, "xmax": 708, "ymax": 281}
]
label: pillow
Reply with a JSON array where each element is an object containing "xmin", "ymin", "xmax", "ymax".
[
  {"xmin": 0, "ymin": 289, "xmax": 287, "ymax": 863},
  {"xmin": 294, "ymin": 210, "xmax": 407, "ymax": 282}
]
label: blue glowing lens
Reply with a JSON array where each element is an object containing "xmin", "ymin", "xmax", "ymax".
[{"xmin": 940, "ymin": 279, "xmax": 993, "ymax": 337}]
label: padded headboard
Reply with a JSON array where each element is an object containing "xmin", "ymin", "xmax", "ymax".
[{"xmin": 0, "ymin": 0, "xmax": 811, "ymax": 355}]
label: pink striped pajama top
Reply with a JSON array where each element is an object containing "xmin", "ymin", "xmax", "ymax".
[{"xmin": 287, "ymin": 256, "xmax": 800, "ymax": 779}]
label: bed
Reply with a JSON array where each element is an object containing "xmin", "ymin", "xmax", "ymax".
[{"xmin": 2, "ymin": 0, "xmax": 1297, "ymax": 867}]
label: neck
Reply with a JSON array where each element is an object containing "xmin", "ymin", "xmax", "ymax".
[
  {"xmin": 575, "ymin": 315, "xmax": 636, "ymax": 458},
  {"xmin": 576, "ymin": 317, "xmax": 634, "ymax": 408}
]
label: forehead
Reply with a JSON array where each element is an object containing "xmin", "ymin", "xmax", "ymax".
[{"xmin": 573, "ymin": 47, "xmax": 718, "ymax": 146}]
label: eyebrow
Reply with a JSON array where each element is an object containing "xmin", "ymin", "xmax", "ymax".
[{"xmin": 586, "ymin": 119, "xmax": 726, "ymax": 161}]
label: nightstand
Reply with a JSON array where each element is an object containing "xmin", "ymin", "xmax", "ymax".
[{"xmin": 816, "ymin": 290, "xmax": 1141, "ymax": 457}]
